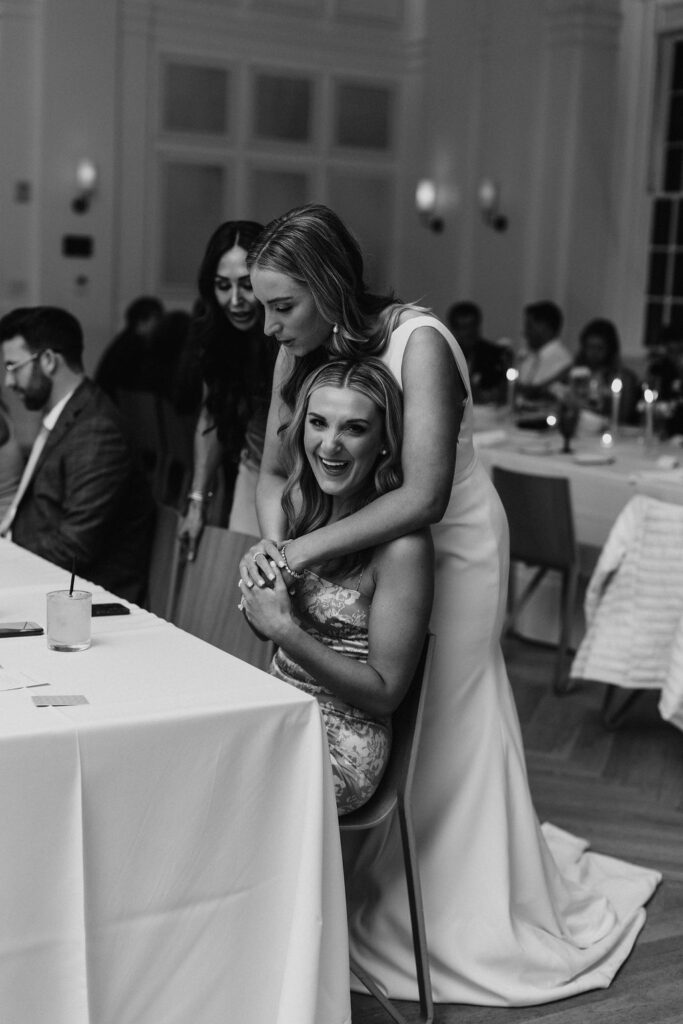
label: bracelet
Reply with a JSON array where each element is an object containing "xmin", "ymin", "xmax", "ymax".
[
  {"xmin": 279, "ymin": 543, "xmax": 306, "ymax": 580},
  {"xmin": 187, "ymin": 490, "xmax": 213, "ymax": 504}
]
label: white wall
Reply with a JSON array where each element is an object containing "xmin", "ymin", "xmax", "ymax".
[{"xmin": 0, "ymin": 0, "xmax": 670, "ymax": 372}]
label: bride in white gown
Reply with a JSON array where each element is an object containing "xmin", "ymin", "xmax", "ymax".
[{"xmin": 240, "ymin": 203, "xmax": 661, "ymax": 1006}]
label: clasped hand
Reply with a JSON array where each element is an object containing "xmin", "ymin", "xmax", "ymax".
[{"xmin": 238, "ymin": 560, "xmax": 294, "ymax": 644}]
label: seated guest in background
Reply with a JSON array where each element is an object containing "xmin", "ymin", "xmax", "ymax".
[
  {"xmin": 646, "ymin": 325, "xmax": 683, "ymax": 400},
  {"xmin": 446, "ymin": 301, "xmax": 509, "ymax": 403},
  {"xmin": 151, "ymin": 308, "xmax": 203, "ymax": 415},
  {"xmin": 238, "ymin": 359, "xmax": 433, "ymax": 814},
  {"xmin": 0, "ymin": 306, "xmax": 156, "ymax": 603},
  {"xmin": 517, "ymin": 300, "xmax": 572, "ymax": 400},
  {"xmin": 574, "ymin": 317, "xmax": 639, "ymax": 424},
  {"xmin": 95, "ymin": 295, "xmax": 164, "ymax": 399},
  {"xmin": 0, "ymin": 391, "xmax": 23, "ymax": 521}
]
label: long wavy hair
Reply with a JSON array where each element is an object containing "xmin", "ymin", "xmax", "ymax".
[
  {"xmin": 575, "ymin": 318, "xmax": 622, "ymax": 375},
  {"xmin": 192, "ymin": 219, "xmax": 277, "ymax": 459},
  {"xmin": 281, "ymin": 359, "xmax": 403, "ymax": 578},
  {"xmin": 247, "ymin": 204, "xmax": 426, "ymax": 409}
]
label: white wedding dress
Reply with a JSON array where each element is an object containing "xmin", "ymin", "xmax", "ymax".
[{"xmin": 344, "ymin": 315, "xmax": 661, "ymax": 1006}]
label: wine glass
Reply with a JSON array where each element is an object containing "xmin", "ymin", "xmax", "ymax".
[{"xmin": 558, "ymin": 401, "xmax": 579, "ymax": 454}]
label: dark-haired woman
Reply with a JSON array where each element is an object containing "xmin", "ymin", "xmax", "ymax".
[
  {"xmin": 238, "ymin": 358, "xmax": 433, "ymax": 813},
  {"xmin": 179, "ymin": 221, "xmax": 277, "ymax": 556},
  {"xmin": 574, "ymin": 318, "xmax": 639, "ymax": 424}
]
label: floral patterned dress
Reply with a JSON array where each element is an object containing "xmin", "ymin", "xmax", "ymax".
[{"xmin": 269, "ymin": 570, "xmax": 391, "ymax": 815}]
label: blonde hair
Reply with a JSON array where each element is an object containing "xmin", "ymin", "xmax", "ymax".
[{"xmin": 281, "ymin": 359, "xmax": 403, "ymax": 575}]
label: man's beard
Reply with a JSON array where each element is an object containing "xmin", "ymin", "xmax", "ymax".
[{"xmin": 21, "ymin": 368, "xmax": 52, "ymax": 411}]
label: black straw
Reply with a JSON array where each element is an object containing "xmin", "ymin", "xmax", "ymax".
[{"xmin": 69, "ymin": 558, "xmax": 76, "ymax": 597}]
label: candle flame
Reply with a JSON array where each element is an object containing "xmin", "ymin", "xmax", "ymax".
[{"xmin": 610, "ymin": 378, "xmax": 623, "ymax": 395}]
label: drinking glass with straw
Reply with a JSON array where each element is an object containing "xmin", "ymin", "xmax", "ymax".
[{"xmin": 46, "ymin": 560, "xmax": 92, "ymax": 652}]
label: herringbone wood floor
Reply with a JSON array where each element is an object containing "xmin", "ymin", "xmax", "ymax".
[{"xmin": 350, "ymin": 636, "xmax": 683, "ymax": 1024}]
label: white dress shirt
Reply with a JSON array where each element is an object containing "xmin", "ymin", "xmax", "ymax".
[{"xmin": 518, "ymin": 338, "xmax": 573, "ymax": 387}]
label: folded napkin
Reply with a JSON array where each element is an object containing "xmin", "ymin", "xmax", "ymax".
[{"xmin": 473, "ymin": 428, "xmax": 508, "ymax": 448}]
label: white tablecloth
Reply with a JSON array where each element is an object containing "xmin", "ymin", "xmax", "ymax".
[
  {"xmin": 474, "ymin": 418, "xmax": 683, "ymax": 644},
  {"xmin": 0, "ymin": 541, "xmax": 351, "ymax": 1024},
  {"xmin": 475, "ymin": 424, "xmax": 683, "ymax": 548}
]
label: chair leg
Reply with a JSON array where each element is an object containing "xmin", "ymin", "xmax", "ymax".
[
  {"xmin": 504, "ymin": 566, "xmax": 547, "ymax": 636},
  {"xmin": 350, "ymin": 958, "xmax": 410, "ymax": 1024},
  {"xmin": 397, "ymin": 799, "xmax": 434, "ymax": 1024},
  {"xmin": 164, "ymin": 545, "xmax": 185, "ymax": 623},
  {"xmin": 602, "ymin": 685, "xmax": 644, "ymax": 730},
  {"xmin": 554, "ymin": 566, "xmax": 578, "ymax": 695},
  {"xmin": 349, "ymin": 803, "xmax": 435, "ymax": 1024}
]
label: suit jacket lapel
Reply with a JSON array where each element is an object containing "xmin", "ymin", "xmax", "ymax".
[{"xmin": 32, "ymin": 380, "xmax": 90, "ymax": 477}]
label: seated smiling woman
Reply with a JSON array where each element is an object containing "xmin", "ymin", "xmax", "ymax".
[{"xmin": 237, "ymin": 359, "xmax": 433, "ymax": 814}]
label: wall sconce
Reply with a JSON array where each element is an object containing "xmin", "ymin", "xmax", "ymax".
[
  {"xmin": 477, "ymin": 178, "xmax": 508, "ymax": 232},
  {"xmin": 415, "ymin": 179, "xmax": 444, "ymax": 233},
  {"xmin": 72, "ymin": 159, "xmax": 98, "ymax": 214}
]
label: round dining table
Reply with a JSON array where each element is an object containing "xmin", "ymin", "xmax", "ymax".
[{"xmin": 473, "ymin": 406, "xmax": 683, "ymax": 644}]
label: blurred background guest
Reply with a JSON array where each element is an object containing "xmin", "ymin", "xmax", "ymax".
[
  {"xmin": 0, "ymin": 390, "xmax": 23, "ymax": 521},
  {"xmin": 179, "ymin": 220, "xmax": 277, "ymax": 556},
  {"xmin": 646, "ymin": 325, "xmax": 683, "ymax": 401},
  {"xmin": 95, "ymin": 295, "xmax": 164, "ymax": 400},
  {"xmin": 517, "ymin": 300, "xmax": 572, "ymax": 401},
  {"xmin": 152, "ymin": 307, "xmax": 202, "ymax": 415},
  {"xmin": 0, "ymin": 306, "xmax": 156, "ymax": 603},
  {"xmin": 573, "ymin": 317, "xmax": 639, "ymax": 424},
  {"xmin": 446, "ymin": 300, "xmax": 510, "ymax": 404}
]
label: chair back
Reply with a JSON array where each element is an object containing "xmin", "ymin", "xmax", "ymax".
[
  {"xmin": 173, "ymin": 525, "xmax": 273, "ymax": 671},
  {"xmin": 493, "ymin": 466, "xmax": 577, "ymax": 571},
  {"xmin": 340, "ymin": 633, "xmax": 434, "ymax": 830},
  {"xmin": 144, "ymin": 504, "xmax": 182, "ymax": 620}
]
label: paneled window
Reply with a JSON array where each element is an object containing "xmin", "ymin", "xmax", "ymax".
[
  {"xmin": 248, "ymin": 167, "xmax": 309, "ymax": 225},
  {"xmin": 334, "ymin": 81, "xmax": 393, "ymax": 150},
  {"xmin": 253, "ymin": 72, "xmax": 313, "ymax": 142},
  {"xmin": 327, "ymin": 171, "xmax": 394, "ymax": 291},
  {"xmin": 160, "ymin": 162, "xmax": 227, "ymax": 286},
  {"xmin": 154, "ymin": 53, "xmax": 400, "ymax": 294},
  {"xmin": 162, "ymin": 62, "xmax": 230, "ymax": 136},
  {"xmin": 645, "ymin": 37, "xmax": 683, "ymax": 343}
]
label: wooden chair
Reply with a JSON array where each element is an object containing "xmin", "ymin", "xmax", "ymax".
[
  {"xmin": 173, "ymin": 526, "xmax": 273, "ymax": 672},
  {"xmin": 492, "ymin": 467, "xmax": 579, "ymax": 694},
  {"xmin": 144, "ymin": 504, "xmax": 182, "ymax": 621},
  {"xmin": 341, "ymin": 633, "xmax": 435, "ymax": 1024}
]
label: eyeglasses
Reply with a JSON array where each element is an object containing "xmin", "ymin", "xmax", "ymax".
[{"xmin": 4, "ymin": 353, "xmax": 39, "ymax": 376}]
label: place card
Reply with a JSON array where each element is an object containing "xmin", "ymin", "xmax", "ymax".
[
  {"xmin": 0, "ymin": 666, "xmax": 48, "ymax": 692},
  {"xmin": 32, "ymin": 694, "xmax": 89, "ymax": 707}
]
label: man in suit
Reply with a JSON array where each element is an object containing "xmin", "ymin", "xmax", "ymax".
[
  {"xmin": 446, "ymin": 301, "xmax": 511, "ymax": 403},
  {"xmin": 517, "ymin": 300, "xmax": 573, "ymax": 399},
  {"xmin": 0, "ymin": 306, "xmax": 156, "ymax": 602}
]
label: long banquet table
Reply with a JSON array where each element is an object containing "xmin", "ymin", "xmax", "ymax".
[{"xmin": 0, "ymin": 540, "xmax": 351, "ymax": 1024}]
